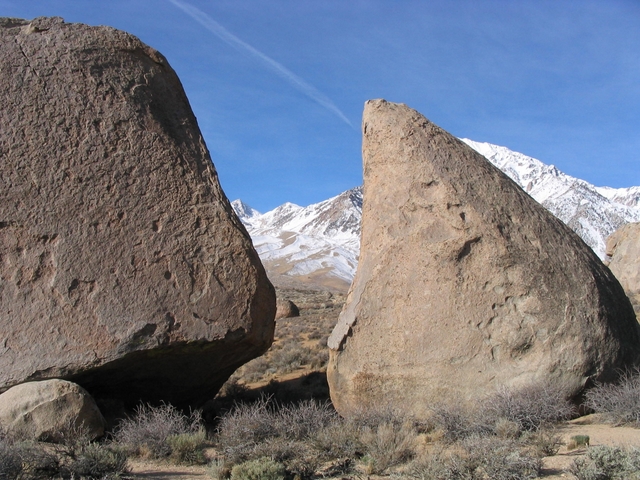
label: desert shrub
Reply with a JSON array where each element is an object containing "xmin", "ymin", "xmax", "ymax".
[
  {"xmin": 307, "ymin": 329, "xmax": 322, "ymax": 340},
  {"xmin": 113, "ymin": 403, "xmax": 203, "ymax": 460},
  {"xmin": 570, "ymin": 445, "xmax": 640, "ymax": 480},
  {"xmin": 521, "ymin": 428, "xmax": 564, "ymax": 457},
  {"xmin": 428, "ymin": 402, "xmax": 486, "ymax": 442},
  {"xmin": 584, "ymin": 368, "xmax": 640, "ymax": 425},
  {"xmin": 483, "ymin": 381, "xmax": 574, "ymax": 432},
  {"xmin": 216, "ymin": 398, "xmax": 335, "ymax": 465},
  {"xmin": 311, "ymin": 421, "xmax": 363, "ymax": 459},
  {"xmin": 567, "ymin": 434, "xmax": 591, "ymax": 451},
  {"xmin": 0, "ymin": 438, "xmax": 61, "ymax": 480},
  {"xmin": 209, "ymin": 458, "xmax": 231, "ymax": 480},
  {"xmin": 409, "ymin": 437, "xmax": 541, "ymax": 480},
  {"xmin": 166, "ymin": 430, "xmax": 208, "ymax": 465},
  {"xmin": 230, "ymin": 457, "xmax": 286, "ymax": 480},
  {"xmin": 494, "ymin": 418, "xmax": 522, "ymax": 439},
  {"xmin": 67, "ymin": 442, "xmax": 128, "ymax": 479},
  {"xmin": 270, "ymin": 342, "xmax": 308, "ymax": 373},
  {"xmin": 216, "ymin": 397, "xmax": 277, "ymax": 463},
  {"xmin": 251, "ymin": 438, "xmax": 319, "ymax": 479},
  {"xmin": 273, "ymin": 400, "xmax": 336, "ymax": 440},
  {"xmin": 359, "ymin": 420, "xmax": 417, "ymax": 474},
  {"xmin": 217, "ymin": 400, "xmax": 423, "ymax": 477},
  {"xmin": 239, "ymin": 356, "xmax": 272, "ymax": 383}
]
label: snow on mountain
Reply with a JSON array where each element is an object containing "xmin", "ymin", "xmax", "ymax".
[
  {"xmin": 233, "ymin": 187, "xmax": 362, "ymax": 290},
  {"xmin": 234, "ymin": 141, "xmax": 639, "ymax": 290},
  {"xmin": 230, "ymin": 199, "xmax": 262, "ymax": 229},
  {"xmin": 461, "ymin": 139, "xmax": 640, "ymax": 258},
  {"xmin": 594, "ymin": 186, "xmax": 640, "ymax": 209}
]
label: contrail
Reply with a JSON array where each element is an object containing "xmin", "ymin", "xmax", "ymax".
[{"xmin": 168, "ymin": 0, "xmax": 353, "ymax": 128}]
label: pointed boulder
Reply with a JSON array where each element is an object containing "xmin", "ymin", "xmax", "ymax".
[
  {"xmin": 606, "ymin": 222, "xmax": 640, "ymax": 317},
  {"xmin": 327, "ymin": 100, "xmax": 640, "ymax": 418}
]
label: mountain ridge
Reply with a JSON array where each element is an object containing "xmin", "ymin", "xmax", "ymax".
[{"xmin": 233, "ymin": 140, "xmax": 640, "ymax": 290}]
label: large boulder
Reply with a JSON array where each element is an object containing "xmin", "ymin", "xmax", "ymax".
[
  {"xmin": 606, "ymin": 222, "xmax": 640, "ymax": 316},
  {"xmin": 0, "ymin": 17, "xmax": 275, "ymax": 407},
  {"xmin": 0, "ymin": 380, "xmax": 105, "ymax": 442},
  {"xmin": 327, "ymin": 100, "xmax": 640, "ymax": 418}
]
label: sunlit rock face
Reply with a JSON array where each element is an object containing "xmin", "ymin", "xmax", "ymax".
[
  {"xmin": 606, "ymin": 222, "xmax": 640, "ymax": 318},
  {"xmin": 0, "ymin": 17, "xmax": 275, "ymax": 407},
  {"xmin": 328, "ymin": 99, "xmax": 640, "ymax": 419}
]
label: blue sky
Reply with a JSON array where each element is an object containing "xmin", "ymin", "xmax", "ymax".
[{"xmin": 3, "ymin": 1, "xmax": 639, "ymax": 212}]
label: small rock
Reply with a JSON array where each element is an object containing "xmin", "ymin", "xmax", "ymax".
[
  {"xmin": 276, "ymin": 299, "xmax": 300, "ymax": 319},
  {"xmin": 0, "ymin": 379, "xmax": 105, "ymax": 442}
]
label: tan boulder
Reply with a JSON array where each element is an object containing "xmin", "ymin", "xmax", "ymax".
[
  {"xmin": 0, "ymin": 17, "xmax": 275, "ymax": 407},
  {"xmin": 0, "ymin": 380, "xmax": 105, "ymax": 442},
  {"xmin": 327, "ymin": 100, "xmax": 640, "ymax": 418},
  {"xmin": 275, "ymin": 299, "xmax": 300, "ymax": 319},
  {"xmin": 606, "ymin": 222, "xmax": 640, "ymax": 316}
]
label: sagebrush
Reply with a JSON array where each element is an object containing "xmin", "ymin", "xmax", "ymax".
[
  {"xmin": 584, "ymin": 368, "xmax": 640, "ymax": 426},
  {"xmin": 113, "ymin": 403, "xmax": 206, "ymax": 462}
]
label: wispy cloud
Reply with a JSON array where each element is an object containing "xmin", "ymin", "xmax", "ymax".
[{"xmin": 168, "ymin": 0, "xmax": 353, "ymax": 128}]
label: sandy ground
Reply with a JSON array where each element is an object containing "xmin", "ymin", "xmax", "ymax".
[{"xmin": 540, "ymin": 415, "xmax": 640, "ymax": 479}]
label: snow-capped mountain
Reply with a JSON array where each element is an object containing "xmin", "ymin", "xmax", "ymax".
[
  {"xmin": 231, "ymin": 187, "xmax": 362, "ymax": 290},
  {"xmin": 461, "ymin": 139, "xmax": 640, "ymax": 258},
  {"xmin": 234, "ymin": 141, "xmax": 640, "ymax": 290}
]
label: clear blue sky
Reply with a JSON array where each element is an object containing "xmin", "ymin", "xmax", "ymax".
[{"xmin": 3, "ymin": 1, "xmax": 639, "ymax": 212}]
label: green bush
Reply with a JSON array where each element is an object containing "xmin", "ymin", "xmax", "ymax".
[
  {"xmin": 230, "ymin": 457, "xmax": 286, "ymax": 480},
  {"xmin": 67, "ymin": 442, "xmax": 128, "ymax": 479},
  {"xmin": 584, "ymin": 368, "xmax": 640, "ymax": 426},
  {"xmin": 166, "ymin": 430, "xmax": 208, "ymax": 465},
  {"xmin": 570, "ymin": 445, "xmax": 640, "ymax": 480}
]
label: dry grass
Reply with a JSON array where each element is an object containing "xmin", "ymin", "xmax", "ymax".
[
  {"xmin": 217, "ymin": 287, "xmax": 344, "ymax": 401},
  {"xmin": 113, "ymin": 403, "xmax": 207, "ymax": 463},
  {"xmin": 584, "ymin": 368, "xmax": 640, "ymax": 426}
]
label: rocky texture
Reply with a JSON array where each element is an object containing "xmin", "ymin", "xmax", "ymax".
[
  {"xmin": 606, "ymin": 222, "xmax": 640, "ymax": 316},
  {"xmin": 0, "ymin": 17, "xmax": 275, "ymax": 406},
  {"xmin": 327, "ymin": 100, "xmax": 640, "ymax": 419},
  {"xmin": 0, "ymin": 380, "xmax": 105, "ymax": 441},
  {"xmin": 275, "ymin": 299, "xmax": 300, "ymax": 319}
]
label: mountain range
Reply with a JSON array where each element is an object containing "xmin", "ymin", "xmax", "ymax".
[{"xmin": 233, "ymin": 140, "xmax": 640, "ymax": 291}]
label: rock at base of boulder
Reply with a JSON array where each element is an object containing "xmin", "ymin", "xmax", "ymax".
[
  {"xmin": 0, "ymin": 379, "xmax": 105, "ymax": 442},
  {"xmin": 327, "ymin": 99, "xmax": 640, "ymax": 419}
]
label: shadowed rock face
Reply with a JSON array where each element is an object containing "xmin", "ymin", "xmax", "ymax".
[
  {"xmin": 327, "ymin": 99, "xmax": 640, "ymax": 419},
  {"xmin": 0, "ymin": 17, "xmax": 275, "ymax": 407},
  {"xmin": 606, "ymin": 222, "xmax": 640, "ymax": 317}
]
